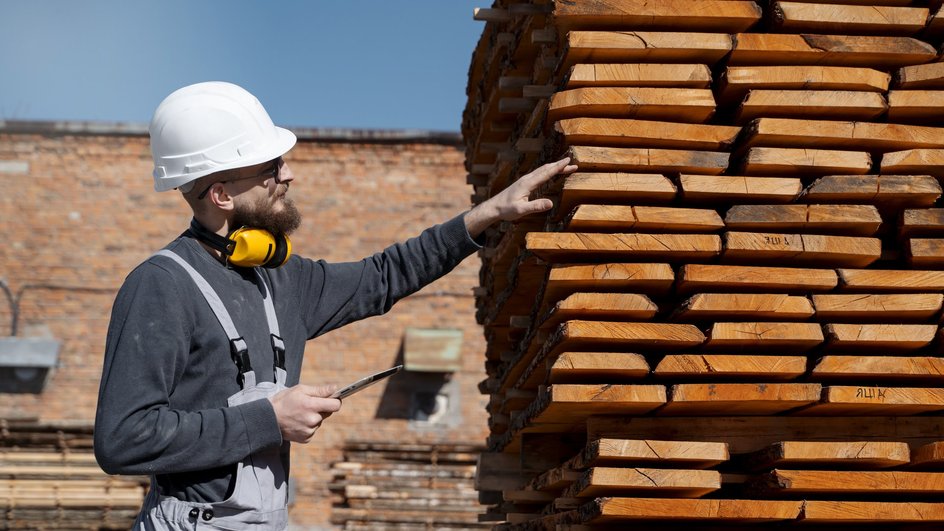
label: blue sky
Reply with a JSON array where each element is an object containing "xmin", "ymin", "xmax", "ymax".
[{"xmin": 0, "ymin": 1, "xmax": 485, "ymax": 132}]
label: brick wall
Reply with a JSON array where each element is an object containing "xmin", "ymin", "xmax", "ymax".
[{"xmin": 0, "ymin": 125, "xmax": 488, "ymax": 528}]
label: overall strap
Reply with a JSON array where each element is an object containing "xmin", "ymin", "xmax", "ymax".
[
  {"xmin": 253, "ymin": 269, "xmax": 286, "ymax": 374},
  {"xmin": 154, "ymin": 249, "xmax": 284, "ymax": 385}
]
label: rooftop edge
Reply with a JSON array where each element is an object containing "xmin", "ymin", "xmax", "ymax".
[{"xmin": 0, "ymin": 120, "xmax": 462, "ymax": 145}]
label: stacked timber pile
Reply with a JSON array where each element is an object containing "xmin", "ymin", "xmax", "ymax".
[
  {"xmin": 0, "ymin": 419, "xmax": 145, "ymax": 529},
  {"xmin": 465, "ymin": 0, "xmax": 944, "ymax": 528},
  {"xmin": 329, "ymin": 440, "xmax": 491, "ymax": 530}
]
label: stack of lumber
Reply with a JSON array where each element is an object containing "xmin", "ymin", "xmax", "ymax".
[
  {"xmin": 329, "ymin": 440, "xmax": 491, "ymax": 530},
  {"xmin": 0, "ymin": 419, "xmax": 145, "ymax": 529},
  {"xmin": 465, "ymin": 0, "xmax": 944, "ymax": 528}
]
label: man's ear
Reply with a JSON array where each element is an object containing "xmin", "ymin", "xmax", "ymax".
[{"xmin": 209, "ymin": 183, "xmax": 236, "ymax": 211}]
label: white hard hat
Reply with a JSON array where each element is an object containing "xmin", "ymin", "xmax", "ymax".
[{"xmin": 148, "ymin": 81, "xmax": 297, "ymax": 192}]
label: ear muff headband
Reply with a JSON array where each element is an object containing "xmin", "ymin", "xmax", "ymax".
[{"xmin": 187, "ymin": 218, "xmax": 292, "ymax": 268}]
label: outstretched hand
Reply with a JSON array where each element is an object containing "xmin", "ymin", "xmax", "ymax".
[{"xmin": 464, "ymin": 157, "xmax": 578, "ymax": 238}]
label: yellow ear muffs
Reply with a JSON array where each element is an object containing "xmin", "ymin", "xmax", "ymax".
[{"xmin": 227, "ymin": 227, "xmax": 292, "ymax": 268}]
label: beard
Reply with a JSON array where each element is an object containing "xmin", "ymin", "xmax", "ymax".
[{"xmin": 232, "ymin": 194, "xmax": 302, "ymax": 236}]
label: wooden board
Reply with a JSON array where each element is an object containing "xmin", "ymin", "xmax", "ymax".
[
  {"xmin": 661, "ymin": 383, "xmax": 822, "ymax": 415},
  {"xmin": 740, "ymin": 118, "xmax": 944, "ymax": 153},
  {"xmin": 922, "ymin": 5, "xmax": 944, "ymax": 41},
  {"xmin": 565, "ymin": 205, "xmax": 724, "ymax": 232},
  {"xmin": 563, "ymin": 467, "xmax": 721, "ymax": 498},
  {"xmin": 811, "ymin": 293, "xmax": 943, "ymax": 320},
  {"xmin": 823, "ymin": 323, "xmax": 937, "ymax": 350},
  {"xmin": 565, "ymin": 63, "xmax": 712, "ymax": 89},
  {"xmin": 724, "ymin": 204, "xmax": 881, "ymax": 235},
  {"xmin": 526, "ymin": 384, "xmax": 668, "ymax": 425},
  {"xmin": 743, "ymin": 441, "xmax": 911, "ymax": 471},
  {"xmin": 0, "ymin": 490, "xmax": 143, "ymax": 508},
  {"xmin": 895, "ymin": 62, "xmax": 944, "ymax": 90},
  {"xmin": 728, "ymin": 34, "xmax": 936, "ymax": 68},
  {"xmin": 547, "ymin": 352, "xmax": 650, "ymax": 384},
  {"xmin": 677, "ymin": 264, "xmax": 838, "ymax": 293},
  {"xmin": 0, "ymin": 452, "xmax": 99, "ymax": 466},
  {"xmin": 555, "ymin": 118, "xmax": 740, "ymax": 150},
  {"xmin": 909, "ymin": 238, "xmax": 944, "ymax": 266},
  {"xmin": 888, "ymin": 91, "xmax": 944, "ymax": 122},
  {"xmin": 737, "ymin": 147, "xmax": 872, "ymax": 176},
  {"xmin": 558, "ymin": 173, "xmax": 677, "ymax": 215},
  {"xmin": 811, "ymin": 356, "xmax": 944, "ymax": 382},
  {"xmin": 838, "ymin": 268, "xmax": 944, "ymax": 291},
  {"xmin": 679, "ymin": 175, "xmax": 802, "ymax": 203},
  {"xmin": 538, "ymin": 293, "xmax": 658, "ymax": 331},
  {"xmin": 570, "ymin": 438, "xmax": 730, "ymax": 469},
  {"xmin": 587, "ymin": 416, "xmax": 944, "ymax": 455},
  {"xmin": 800, "ymin": 174, "xmax": 942, "ymax": 206},
  {"xmin": 801, "ymin": 500, "xmax": 944, "ymax": 523},
  {"xmin": 551, "ymin": 0, "xmax": 762, "ymax": 33},
  {"xmin": 331, "ymin": 508, "xmax": 486, "ymax": 526},
  {"xmin": 754, "ymin": 469, "xmax": 944, "ymax": 496},
  {"xmin": 557, "ymin": 173, "xmax": 677, "ymax": 215},
  {"xmin": 548, "ymin": 88, "xmax": 717, "ymax": 124},
  {"xmin": 562, "ymin": 31, "xmax": 734, "ymax": 68},
  {"xmin": 912, "ymin": 442, "xmax": 944, "ymax": 469},
  {"xmin": 735, "ymin": 90, "xmax": 887, "ymax": 123},
  {"xmin": 883, "ymin": 149, "xmax": 944, "ymax": 177},
  {"xmin": 705, "ymin": 322, "xmax": 824, "ymax": 350},
  {"xmin": 476, "ymin": 452, "xmax": 525, "ymax": 491},
  {"xmin": 761, "ymin": 0, "xmax": 924, "ymax": 5},
  {"xmin": 722, "ymin": 232, "xmax": 881, "ymax": 267},
  {"xmin": 769, "ymin": 2, "xmax": 929, "ymax": 36},
  {"xmin": 902, "ymin": 209, "xmax": 944, "ymax": 237},
  {"xmin": 0, "ymin": 464, "xmax": 129, "ymax": 480},
  {"xmin": 673, "ymin": 293, "xmax": 814, "ymax": 321},
  {"xmin": 799, "ymin": 386, "xmax": 944, "ymax": 415},
  {"xmin": 568, "ymin": 145, "xmax": 729, "ymax": 175},
  {"xmin": 526, "ymin": 232, "xmax": 722, "ymax": 262},
  {"xmin": 577, "ymin": 497, "xmax": 803, "ymax": 524},
  {"xmin": 654, "ymin": 354, "xmax": 808, "ymax": 381},
  {"xmin": 542, "ymin": 263, "xmax": 675, "ymax": 303},
  {"xmin": 718, "ymin": 66, "xmax": 889, "ymax": 106},
  {"xmin": 537, "ymin": 321, "xmax": 707, "ymax": 359},
  {"xmin": 527, "ymin": 466, "xmax": 583, "ymax": 493}
]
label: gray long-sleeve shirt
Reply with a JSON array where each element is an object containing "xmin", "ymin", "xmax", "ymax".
[{"xmin": 94, "ymin": 214, "xmax": 480, "ymax": 502}]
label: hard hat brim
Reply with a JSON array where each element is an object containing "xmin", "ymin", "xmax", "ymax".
[{"xmin": 153, "ymin": 126, "xmax": 297, "ymax": 192}]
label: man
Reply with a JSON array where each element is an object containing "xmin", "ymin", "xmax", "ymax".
[{"xmin": 93, "ymin": 81, "xmax": 576, "ymax": 529}]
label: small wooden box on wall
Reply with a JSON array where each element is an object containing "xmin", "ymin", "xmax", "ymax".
[{"xmin": 402, "ymin": 328, "xmax": 463, "ymax": 373}]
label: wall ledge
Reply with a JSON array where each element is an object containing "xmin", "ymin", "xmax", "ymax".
[{"xmin": 0, "ymin": 120, "xmax": 462, "ymax": 145}]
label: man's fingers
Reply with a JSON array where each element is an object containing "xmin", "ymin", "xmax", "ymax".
[
  {"xmin": 308, "ymin": 395, "xmax": 342, "ymax": 413},
  {"xmin": 549, "ymin": 157, "xmax": 571, "ymax": 169},
  {"xmin": 526, "ymin": 198, "xmax": 553, "ymax": 214},
  {"xmin": 524, "ymin": 158, "xmax": 578, "ymax": 188},
  {"xmin": 300, "ymin": 383, "xmax": 339, "ymax": 398},
  {"xmin": 541, "ymin": 157, "xmax": 573, "ymax": 176},
  {"xmin": 290, "ymin": 385, "xmax": 342, "ymax": 413},
  {"xmin": 533, "ymin": 157, "xmax": 570, "ymax": 179},
  {"xmin": 511, "ymin": 158, "xmax": 576, "ymax": 214}
]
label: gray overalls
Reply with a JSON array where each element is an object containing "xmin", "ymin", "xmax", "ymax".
[{"xmin": 134, "ymin": 250, "xmax": 290, "ymax": 530}]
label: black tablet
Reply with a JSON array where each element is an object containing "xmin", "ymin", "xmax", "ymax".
[{"xmin": 330, "ymin": 365, "xmax": 403, "ymax": 399}]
